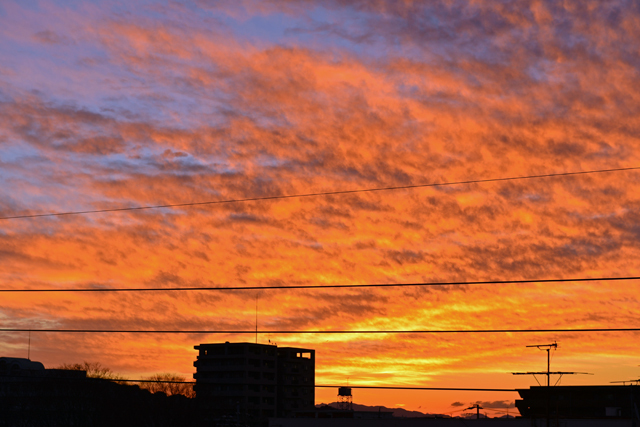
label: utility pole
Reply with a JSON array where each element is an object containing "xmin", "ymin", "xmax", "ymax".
[{"xmin": 466, "ymin": 403, "xmax": 483, "ymax": 419}]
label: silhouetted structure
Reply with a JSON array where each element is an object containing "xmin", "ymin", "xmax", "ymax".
[
  {"xmin": 0, "ymin": 356, "xmax": 89, "ymax": 424},
  {"xmin": 337, "ymin": 386, "xmax": 352, "ymax": 411},
  {"xmin": 516, "ymin": 385, "xmax": 640, "ymax": 420},
  {"xmin": 268, "ymin": 418, "xmax": 634, "ymax": 426},
  {"xmin": 466, "ymin": 403, "xmax": 484, "ymax": 419},
  {"xmin": 0, "ymin": 356, "xmax": 197, "ymax": 427},
  {"xmin": 194, "ymin": 342, "xmax": 315, "ymax": 426},
  {"xmin": 277, "ymin": 346, "xmax": 315, "ymax": 417}
]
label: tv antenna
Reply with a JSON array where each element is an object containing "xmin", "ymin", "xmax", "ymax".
[
  {"xmin": 611, "ymin": 366, "xmax": 640, "ymax": 385},
  {"xmin": 512, "ymin": 342, "xmax": 591, "ymax": 386},
  {"xmin": 610, "ymin": 379, "xmax": 640, "ymax": 385}
]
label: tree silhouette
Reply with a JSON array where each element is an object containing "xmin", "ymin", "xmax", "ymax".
[
  {"xmin": 56, "ymin": 363, "xmax": 195, "ymax": 397},
  {"xmin": 139, "ymin": 373, "xmax": 195, "ymax": 398},
  {"xmin": 56, "ymin": 361, "xmax": 123, "ymax": 380}
]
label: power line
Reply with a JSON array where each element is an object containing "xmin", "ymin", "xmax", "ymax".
[
  {"xmin": 316, "ymin": 385, "xmax": 515, "ymax": 392},
  {"xmin": 0, "ymin": 327, "xmax": 638, "ymax": 334},
  {"xmin": 1, "ymin": 375, "xmax": 516, "ymax": 391},
  {"xmin": 122, "ymin": 380, "xmax": 517, "ymax": 392},
  {"xmin": 1, "ymin": 275, "xmax": 638, "ymax": 293},
  {"xmin": 1, "ymin": 166, "xmax": 638, "ymax": 220}
]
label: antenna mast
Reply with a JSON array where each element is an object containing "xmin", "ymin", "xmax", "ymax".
[
  {"xmin": 529, "ymin": 342, "xmax": 557, "ymax": 387},
  {"xmin": 512, "ymin": 341, "xmax": 591, "ymax": 386},
  {"xmin": 513, "ymin": 342, "xmax": 591, "ymax": 427},
  {"xmin": 611, "ymin": 365, "xmax": 640, "ymax": 385}
]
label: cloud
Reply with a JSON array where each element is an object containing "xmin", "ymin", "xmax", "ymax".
[
  {"xmin": 474, "ymin": 400, "xmax": 515, "ymax": 409},
  {"xmin": 162, "ymin": 149, "xmax": 188, "ymax": 159},
  {"xmin": 32, "ymin": 30, "xmax": 70, "ymax": 45}
]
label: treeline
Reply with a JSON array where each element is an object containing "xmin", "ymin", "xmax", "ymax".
[{"xmin": 57, "ymin": 361, "xmax": 195, "ymax": 397}]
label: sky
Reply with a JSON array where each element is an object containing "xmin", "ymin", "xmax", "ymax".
[{"xmin": 1, "ymin": 0, "xmax": 640, "ymax": 416}]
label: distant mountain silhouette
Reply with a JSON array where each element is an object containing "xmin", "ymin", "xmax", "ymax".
[{"xmin": 317, "ymin": 402, "xmax": 448, "ymax": 418}]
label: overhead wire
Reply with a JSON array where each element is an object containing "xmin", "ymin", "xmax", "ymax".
[
  {"xmin": 0, "ymin": 374, "xmax": 517, "ymax": 391},
  {"xmin": 1, "ymin": 166, "xmax": 638, "ymax": 220},
  {"xmin": 2, "ymin": 166, "xmax": 638, "ymax": 394},
  {"xmin": 0, "ymin": 275, "xmax": 638, "ymax": 293},
  {"xmin": 0, "ymin": 327, "xmax": 638, "ymax": 334}
]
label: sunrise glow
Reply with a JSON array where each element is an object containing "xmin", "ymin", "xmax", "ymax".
[{"xmin": 1, "ymin": 0, "xmax": 639, "ymax": 415}]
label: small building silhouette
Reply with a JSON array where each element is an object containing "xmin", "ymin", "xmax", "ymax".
[
  {"xmin": 516, "ymin": 385, "xmax": 640, "ymax": 419},
  {"xmin": 0, "ymin": 356, "xmax": 198, "ymax": 427},
  {"xmin": 0, "ymin": 356, "xmax": 88, "ymax": 424}
]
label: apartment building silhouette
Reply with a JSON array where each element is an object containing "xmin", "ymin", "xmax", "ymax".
[{"xmin": 194, "ymin": 342, "xmax": 315, "ymax": 425}]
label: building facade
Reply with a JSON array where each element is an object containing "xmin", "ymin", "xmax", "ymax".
[
  {"xmin": 194, "ymin": 342, "xmax": 315, "ymax": 425},
  {"xmin": 276, "ymin": 347, "xmax": 314, "ymax": 417}
]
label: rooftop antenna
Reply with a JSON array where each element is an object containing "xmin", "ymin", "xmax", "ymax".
[
  {"xmin": 611, "ymin": 366, "xmax": 640, "ymax": 385},
  {"xmin": 512, "ymin": 342, "xmax": 591, "ymax": 386},
  {"xmin": 610, "ymin": 379, "xmax": 640, "ymax": 385},
  {"xmin": 531, "ymin": 342, "xmax": 556, "ymax": 387},
  {"xmin": 513, "ymin": 342, "xmax": 591, "ymax": 427},
  {"xmin": 27, "ymin": 329, "xmax": 31, "ymax": 360}
]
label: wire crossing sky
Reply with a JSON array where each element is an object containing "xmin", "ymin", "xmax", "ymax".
[
  {"xmin": 1, "ymin": 0, "xmax": 640, "ymax": 415},
  {"xmin": 0, "ymin": 374, "xmax": 517, "ymax": 392},
  {"xmin": 1, "ymin": 166, "xmax": 638, "ymax": 220},
  {"xmin": 2, "ymin": 328, "xmax": 639, "ymax": 334},
  {"xmin": 1, "ymin": 275, "xmax": 639, "ymax": 292}
]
